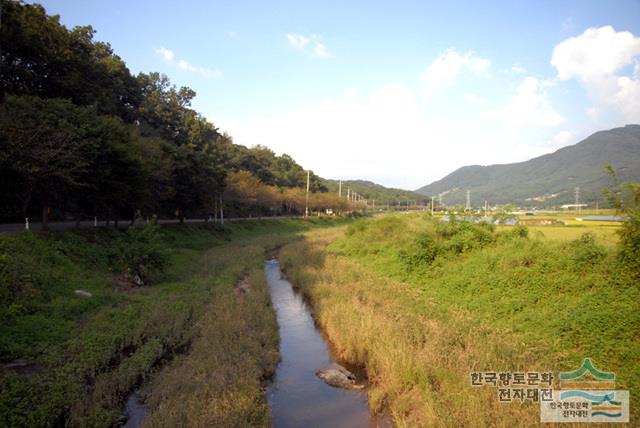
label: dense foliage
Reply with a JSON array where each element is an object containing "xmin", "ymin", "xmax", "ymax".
[
  {"xmin": 604, "ymin": 165, "xmax": 640, "ymax": 277},
  {"xmin": 0, "ymin": 1, "xmax": 335, "ymax": 228}
]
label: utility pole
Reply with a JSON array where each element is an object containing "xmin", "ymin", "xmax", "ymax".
[
  {"xmin": 466, "ymin": 190, "xmax": 471, "ymax": 211},
  {"xmin": 305, "ymin": 170, "xmax": 310, "ymax": 218},
  {"xmin": 575, "ymin": 186, "xmax": 580, "ymax": 216},
  {"xmin": 431, "ymin": 196, "xmax": 434, "ymax": 216},
  {"xmin": 338, "ymin": 180, "xmax": 342, "ymax": 198},
  {"xmin": 373, "ymin": 199, "xmax": 375, "ymax": 209}
]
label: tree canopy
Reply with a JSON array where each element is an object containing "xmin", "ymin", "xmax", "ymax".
[{"xmin": 0, "ymin": 1, "xmax": 347, "ymax": 229}]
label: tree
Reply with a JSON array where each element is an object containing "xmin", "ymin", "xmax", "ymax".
[
  {"xmin": 1, "ymin": 2, "xmax": 140, "ymax": 118},
  {"xmin": 604, "ymin": 165, "xmax": 640, "ymax": 277},
  {"xmin": 0, "ymin": 96, "xmax": 95, "ymax": 230}
]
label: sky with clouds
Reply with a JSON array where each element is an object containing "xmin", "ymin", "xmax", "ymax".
[{"xmin": 35, "ymin": 0, "xmax": 640, "ymax": 190}]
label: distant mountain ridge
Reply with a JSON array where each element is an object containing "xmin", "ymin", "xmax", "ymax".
[
  {"xmin": 416, "ymin": 125, "xmax": 640, "ymax": 207},
  {"xmin": 323, "ymin": 179, "xmax": 425, "ymax": 203}
]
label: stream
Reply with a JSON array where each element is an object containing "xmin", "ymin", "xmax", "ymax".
[
  {"xmin": 265, "ymin": 259, "xmax": 389, "ymax": 428},
  {"xmin": 122, "ymin": 259, "xmax": 387, "ymax": 427}
]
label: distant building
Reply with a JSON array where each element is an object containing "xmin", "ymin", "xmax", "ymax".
[{"xmin": 560, "ymin": 204, "xmax": 588, "ymax": 210}]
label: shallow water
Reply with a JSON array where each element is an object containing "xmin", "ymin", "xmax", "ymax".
[
  {"xmin": 265, "ymin": 259, "xmax": 388, "ymax": 428},
  {"xmin": 123, "ymin": 392, "xmax": 145, "ymax": 428}
]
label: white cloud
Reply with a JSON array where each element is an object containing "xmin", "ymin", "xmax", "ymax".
[
  {"xmin": 511, "ymin": 65, "xmax": 526, "ymax": 74},
  {"xmin": 155, "ymin": 47, "xmax": 174, "ymax": 62},
  {"xmin": 482, "ymin": 76, "xmax": 565, "ymax": 128},
  {"xmin": 463, "ymin": 94, "xmax": 484, "ymax": 105},
  {"xmin": 420, "ymin": 49, "xmax": 490, "ymax": 98},
  {"xmin": 551, "ymin": 26, "xmax": 640, "ymax": 123},
  {"xmin": 211, "ymin": 80, "xmax": 552, "ymax": 189},
  {"xmin": 228, "ymin": 31, "xmax": 237, "ymax": 38},
  {"xmin": 314, "ymin": 42, "xmax": 330, "ymax": 58},
  {"xmin": 154, "ymin": 46, "xmax": 222, "ymax": 78},
  {"xmin": 286, "ymin": 33, "xmax": 331, "ymax": 58},
  {"xmin": 286, "ymin": 33, "xmax": 310, "ymax": 49},
  {"xmin": 548, "ymin": 130, "xmax": 573, "ymax": 149}
]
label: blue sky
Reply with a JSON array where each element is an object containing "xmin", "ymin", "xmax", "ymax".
[{"xmin": 35, "ymin": 0, "xmax": 640, "ymax": 189}]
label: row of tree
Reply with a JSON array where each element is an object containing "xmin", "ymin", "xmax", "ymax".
[{"xmin": 0, "ymin": 1, "xmax": 347, "ymax": 229}]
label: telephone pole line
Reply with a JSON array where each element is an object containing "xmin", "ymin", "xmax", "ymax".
[{"xmin": 305, "ymin": 170, "xmax": 310, "ymax": 218}]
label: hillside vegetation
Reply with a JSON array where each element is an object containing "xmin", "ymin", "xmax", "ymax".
[
  {"xmin": 280, "ymin": 214, "xmax": 639, "ymax": 426},
  {"xmin": 416, "ymin": 125, "xmax": 640, "ymax": 206},
  {"xmin": 0, "ymin": 2, "xmax": 366, "ymax": 228},
  {"xmin": 323, "ymin": 179, "xmax": 426, "ymax": 205}
]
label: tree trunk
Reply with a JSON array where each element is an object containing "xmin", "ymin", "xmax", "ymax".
[
  {"xmin": 41, "ymin": 197, "xmax": 50, "ymax": 232},
  {"xmin": 74, "ymin": 204, "xmax": 81, "ymax": 229},
  {"xmin": 219, "ymin": 195, "xmax": 224, "ymax": 225}
]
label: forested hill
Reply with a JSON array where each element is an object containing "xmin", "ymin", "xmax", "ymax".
[
  {"xmin": 323, "ymin": 180, "xmax": 426, "ymax": 204},
  {"xmin": 0, "ymin": 2, "xmax": 349, "ymax": 226},
  {"xmin": 416, "ymin": 125, "xmax": 640, "ymax": 207}
]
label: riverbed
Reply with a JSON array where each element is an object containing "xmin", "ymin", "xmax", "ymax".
[{"xmin": 265, "ymin": 259, "xmax": 387, "ymax": 428}]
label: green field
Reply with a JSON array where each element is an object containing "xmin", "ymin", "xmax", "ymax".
[{"xmin": 280, "ymin": 213, "xmax": 639, "ymax": 427}]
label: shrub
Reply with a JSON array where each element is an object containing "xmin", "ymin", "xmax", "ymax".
[
  {"xmin": 111, "ymin": 223, "xmax": 169, "ymax": 285},
  {"xmin": 510, "ymin": 225, "xmax": 529, "ymax": 239},
  {"xmin": 401, "ymin": 234, "xmax": 440, "ymax": 271},
  {"xmin": 569, "ymin": 232, "xmax": 607, "ymax": 268},
  {"xmin": 603, "ymin": 166, "xmax": 640, "ymax": 278},
  {"xmin": 612, "ymin": 182, "xmax": 640, "ymax": 278},
  {"xmin": 437, "ymin": 221, "xmax": 495, "ymax": 254}
]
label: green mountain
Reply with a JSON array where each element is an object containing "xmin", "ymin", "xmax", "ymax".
[
  {"xmin": 415, "ymin": 125, "xmax": 640, "ymax": 207},
  {"xmin": 323, "ymin": 179, "xmax": 426, "ymax": 204}
]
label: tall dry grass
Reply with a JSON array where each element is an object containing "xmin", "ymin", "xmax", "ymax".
[
  {"xmin": 280, "ymin": 228, "xmax": 561, "ymax": 428},
  {"xmin": 141, "ymin": 266, "xmax": 279, "ymax": 428}
]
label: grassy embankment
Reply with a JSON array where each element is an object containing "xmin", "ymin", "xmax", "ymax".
[
  {"xmin": 280, "ymin": 213, "xmax": 639, "ymax": 427},
  {"xmin": 0, "ymin": 218, "xmax": 342, "ymax": 427}
]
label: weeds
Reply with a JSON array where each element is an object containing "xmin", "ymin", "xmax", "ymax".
[
  {"xmin": 0, "ymin": 218, "xmax": 334, "ymax": 427},
  {"xmin": 280, "ymin": 214, "xmax": 639, "ymax": 426}
]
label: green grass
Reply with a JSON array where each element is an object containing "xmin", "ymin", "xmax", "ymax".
[
  {"xmin": 0, "ymin": 217, "xmax": 347, "ymax": 427},
  {"xmin": 279, "ymin": 213, "xmax": 639, "ymax": 427}
]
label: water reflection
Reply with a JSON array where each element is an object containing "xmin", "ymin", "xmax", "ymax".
[{"xmin": 265, "ymin": 259, "xmax": 388, "ymax": 428}]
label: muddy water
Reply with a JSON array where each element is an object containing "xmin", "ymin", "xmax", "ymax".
[{"xmin": 265, "ymin": 259, "xmax": 388, "ymax": 428}]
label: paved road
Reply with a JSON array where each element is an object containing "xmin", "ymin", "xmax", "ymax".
[{"xmin": 0, "ymin": 216, "xmax": 301, "ymax": 233}]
